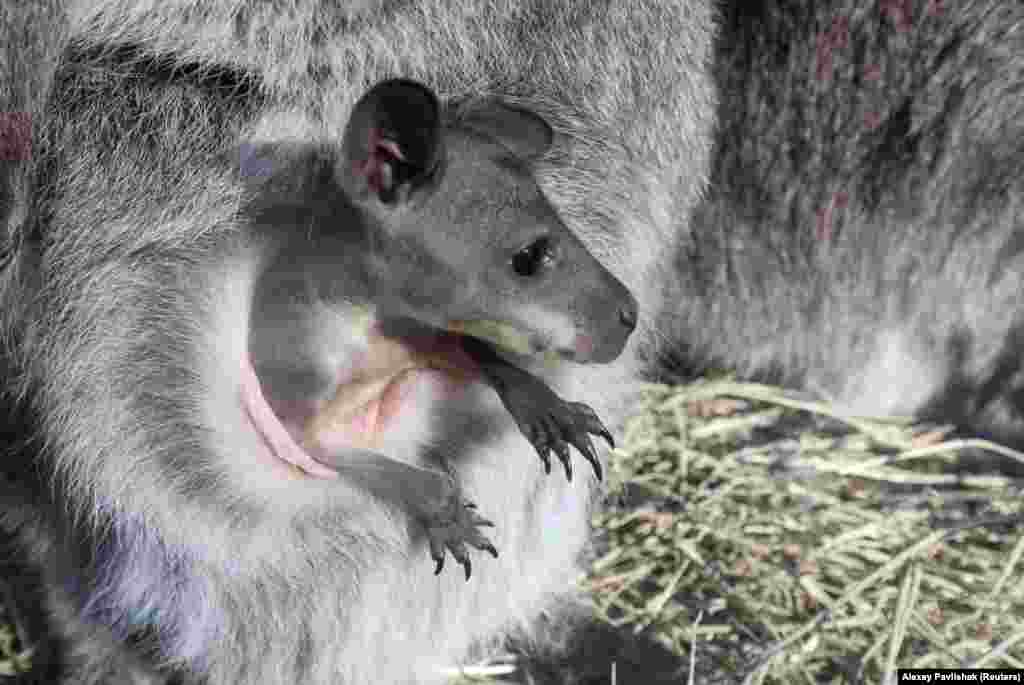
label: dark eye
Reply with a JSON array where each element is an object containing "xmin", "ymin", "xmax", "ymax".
[{"xmin": 511, "ymin": 236, "xmax": 554, "ymax": 277}]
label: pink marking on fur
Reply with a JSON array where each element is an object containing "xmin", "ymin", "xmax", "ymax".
[
  {"xmin": 0, "ymin": 112, "xmax": 31, "ymax": 161},
  {"xmin": 815, "ymin": 16, "xmax": 849, "ymax": 83},
  {"xmin": 815, "ymin": 191, "xmax": 849, "ymax": 242},
  {"xmin": 880, "ymin": 0, "xmax": 913, "ymax": 32}
]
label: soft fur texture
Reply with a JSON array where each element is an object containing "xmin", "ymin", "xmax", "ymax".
[
  {"xmin": 4, "ymin": 1, "xmax": 1022, "ymax": 683},
  {"xmin": 0, "ymin": 1, "xmax": 714, "ymax": 683},
  {"xmin": 664, "ymin": 0, "xmax": 1024, "ymax": 450}
]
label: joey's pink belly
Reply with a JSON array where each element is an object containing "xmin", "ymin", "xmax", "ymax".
[{"xmin": 241, "ymin": 329, "xmax": 477, "ymax": 479}]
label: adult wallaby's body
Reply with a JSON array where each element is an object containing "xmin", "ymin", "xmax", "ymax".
[
  {"xmin": 663, "ymin": 0, "xmax": 1024, "ymax": 453},
  {"xmin": 0, "ymin": 1, "xmax": 713, "ymax": 683}
]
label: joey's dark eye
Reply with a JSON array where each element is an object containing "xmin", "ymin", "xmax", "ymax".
[{"xmin": 511, "ymin": 236, "xmax": 554, "ymax": 277}]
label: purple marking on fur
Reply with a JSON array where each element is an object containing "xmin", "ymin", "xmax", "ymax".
[
  {"xmin": 238, "ymin": 143, "xmax": 275, "ymax": 178},
  {"xmin": 0, "ymin": 112, "xmax": 31, "ymax": 161},
  {"xmin": 80, "ymin": 513, "xmax": 219, "ymax": 663}
]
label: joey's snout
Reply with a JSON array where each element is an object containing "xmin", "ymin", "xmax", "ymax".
[
  {"xmin": 574, "ymin": 270, "xmax": 638, "ymax": 364},
  {"xmin": 525, "ymin": 220, "xmax": 638, "ymax": 365}
]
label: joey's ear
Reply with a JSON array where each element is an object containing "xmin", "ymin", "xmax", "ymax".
[
  {"xmin": 459, "ymin": 100, "xmax": 553, "ymax": 161},
  {"xmin": 341, "ymin": 78, "xmax": 443, "ymax": 205}
]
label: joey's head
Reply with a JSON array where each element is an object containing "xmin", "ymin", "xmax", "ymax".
[{"xmin": 337, "ymin": 78, "xmax": 638, "ymax": 364}]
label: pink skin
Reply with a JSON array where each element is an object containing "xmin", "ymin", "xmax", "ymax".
[
  {"xmin": 239, "ymin": 327, "xmax": 478, "ymax": 478},
  {"xmin": 240, "ymin": 353, "xmax": 340, "ymax": 479},
  {"xmin": 573, "ymin": 334, "xmax": 594, "ymax": 361},
  {"xmin": 354, "ymin": 131, "xmax": 406, "ymax": 195}
]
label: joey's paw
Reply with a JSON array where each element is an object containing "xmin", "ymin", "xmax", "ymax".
[
  {"xmin": 426, "ymin": 497, "xmax": 497, "ymax": 581},
  {"xmin": 503, "ymin": 382, "xmax": 614, "ymax": 483}
]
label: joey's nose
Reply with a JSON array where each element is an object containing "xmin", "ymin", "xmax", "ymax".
[
  {"xmin": 618, "ymin": 297, "xmax": 638, "ymax": 332},
  {"xmin": 584, "ymin": 287, "xmax": 639, "ymax": 364}
]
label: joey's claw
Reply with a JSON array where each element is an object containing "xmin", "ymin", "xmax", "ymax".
[
  {"xmin": 431, "ymin": 535, "xmax": 446, "ymax": 576},
  {"xmin": 591, "ymin": 422, "xmax": 615, "ymax": 450},
  {"xmin": 535, "ymin": 445, "xmax": 552, "ymax": 475},
  {"xmin": 547, "ymin": 418, "xmax": 573, "ymax": 482},
  {"xmin": 470, "ymin": 512, "xmax": 496, "ymax": 528},
  {"xmin": 425, "ymin": 495, "xmax": 498, "ymax": 581},
  {"xmin": 521, "ymin": 420, "xmax": 553, "ymax": 474},
  {"xmin": 568, "ymin": 402, "xmax": 616, "ymax": 450},
  {"xmin": 481, "ymin": 352, "xmax": 613, "ymax": 483},
  {"xmin": 511, "ymin": 395, "xmax": 613, "ymax": 481},
  {"xmin": 449, "ymin": 540, "xmax": 471, "ymax": 580},
  {"xmin": 567, "ymin": 430, "xmax": 602, "ymax": 482},
  {"xmin": 593, "ymin": 421, "xmax": 615, "ymax": 450},
  {"xmin": 587, "ymin": 451, "xmax": 604, "ymax": 482}
]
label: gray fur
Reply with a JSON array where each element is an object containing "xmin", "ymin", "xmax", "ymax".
[
  {"xmin": 660, "ymin": 0, "xmax": 1024, "ymax": 449},
  {"xmin": 9, "ymin": 0, "xmax": 1018, "ymax": 682},
  {"xmin": 0, "ymin": 1, "xmax": 715, "ymax": 683}
]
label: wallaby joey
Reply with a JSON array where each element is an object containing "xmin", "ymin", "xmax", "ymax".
[{"xmin": 243, "ymin": 79, "xmax": 637, "ymax": 577}]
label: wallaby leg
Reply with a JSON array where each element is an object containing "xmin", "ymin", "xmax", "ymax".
[
  {"xmin": 326, "ymin": 449, "xmax": 498, "ymax": 580},
  {"xmin": 460, "ymin": 336, "xmax": 614, "ymax": 483}
]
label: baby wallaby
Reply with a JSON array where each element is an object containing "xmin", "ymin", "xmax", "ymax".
[{"xmin": 243, "ymin": 78, "xmax": 637, "ymax": 578}]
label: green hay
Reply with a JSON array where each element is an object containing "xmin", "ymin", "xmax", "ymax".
[
  {"xmin": 584, "ymin": 379, "xmax": 1024, "ymax": 684},
  {"xmin": 0, "ymin": 610, "xmax": 34, "ymax": 677}
]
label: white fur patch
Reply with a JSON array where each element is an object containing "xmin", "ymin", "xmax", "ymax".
[{"xmin": 832, "ymin": 327, "xmax": 944, "ymax": 418}]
